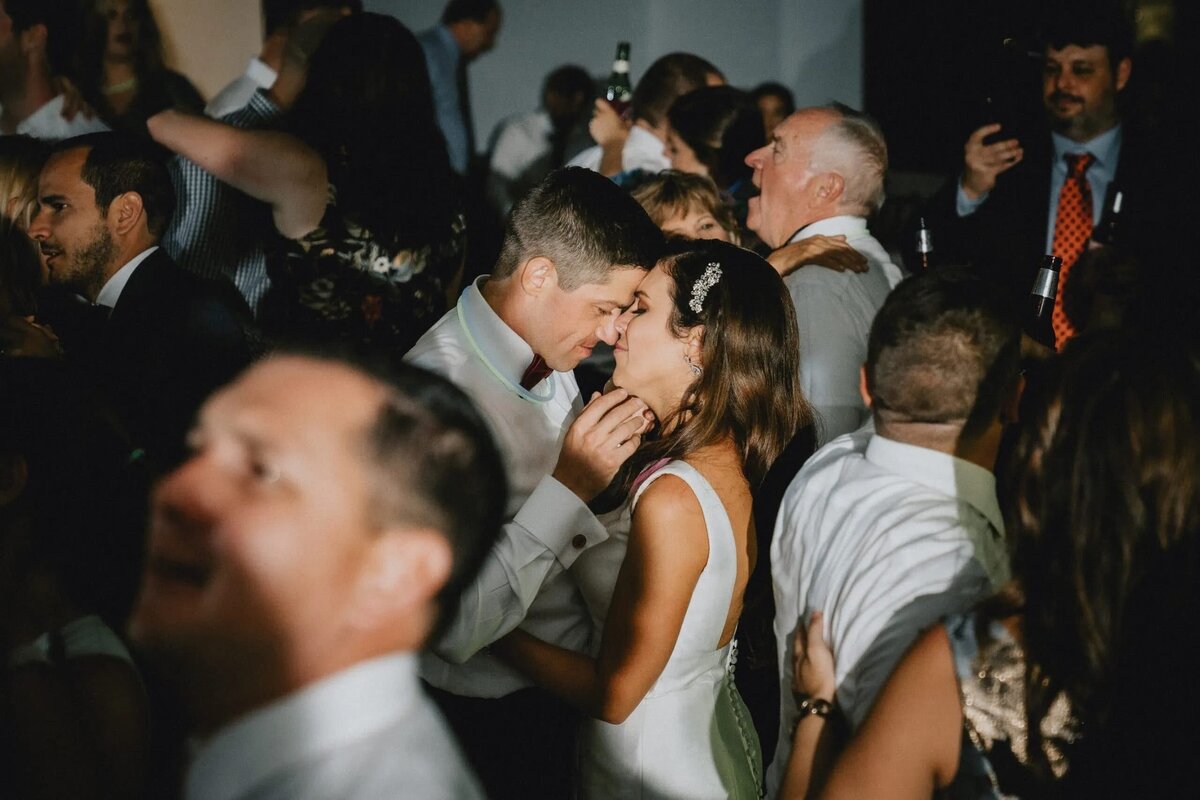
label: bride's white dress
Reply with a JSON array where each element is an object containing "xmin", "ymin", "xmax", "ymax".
[{"xmin": 574, "ymin": 460, "xmax": 763, "ymax": 799}]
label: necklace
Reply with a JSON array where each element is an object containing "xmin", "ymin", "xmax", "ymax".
[
  {"xmin": 456, "ymin": 290, "xmax": 555, "ymax": 405},
  {"xmin": 103, "ymin": 77, "xmax": 139, "ymax": 96}
]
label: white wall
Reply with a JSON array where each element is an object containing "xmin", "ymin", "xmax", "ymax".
[
  {"xmin": 151, "ymin": 0, "xmax": 263, "ymax": 101},
  {"xmin": 366, "ymin": 0, "xmax": 862, "ymax": 149},
  {"xmin": 145, "ymin": 0, "xmax": 862, "ymax": 134}
]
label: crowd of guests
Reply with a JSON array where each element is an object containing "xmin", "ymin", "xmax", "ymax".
[{"xmin": 1, "ymin": 0, "xmax": 1197, "ymax": 798}]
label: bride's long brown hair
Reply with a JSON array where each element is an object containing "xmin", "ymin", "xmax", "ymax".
[{"xmin": 610, "ymin": 239, "xmax": 811, "ymax": 497}]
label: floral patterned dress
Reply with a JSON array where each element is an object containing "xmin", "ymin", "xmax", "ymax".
[{"xmin": 261, "ymin": 188, "xmax": 466, "ymax": 353}]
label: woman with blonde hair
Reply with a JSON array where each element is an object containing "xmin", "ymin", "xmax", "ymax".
[
  {"xmin": 0, "ymin": 135, "xmax": 50, "ymax": 231},
  {"xmin": 0, "ymin": 136, "xmax": 59, "ymax": 358},
  {"xmin": 631, "ymin": 170, "xmax": 741, "ymax": 244}
]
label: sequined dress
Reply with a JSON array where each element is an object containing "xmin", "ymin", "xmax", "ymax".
[
  {"xmin": 942, "ymin": 612, "xmax": 1080, "ymax": 799},
  {"xmin": 573, "ymin": 460, "xmax": 763, "ymax": 799}
]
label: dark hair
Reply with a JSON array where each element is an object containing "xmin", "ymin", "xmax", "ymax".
[
  {"xmin": 53, "ymin": 132, "xmax": 176, "ymax": 238},
  {"xmin": 2, "ymin": 0, "xmax": 53, "ymax": 31},
  {"xmin": 3, "ymin": 0, "xmax": 77, "ymax": 74},
  {"xmin": 866, "ymin": 266, "xmax": 1021, "ymax": 441},
  {"xmin": 751, "ymin": 81, "xmax": 795, "ymax": 115},
  {"xmin": 0, "ymin": 223, "xmax": 42, "ymax": 317},
  {"xmin": 74, "ymin": 0, "xmax": 164, "ymax": 107},
  {"xmin": 287, "ymin": 13, "xmax": 458, "ymax": 256},
  {"xmin": 613, "ymin": 239, "xmax": 810, "ymax": 495},
  {"xmin": 261, "ymin": 0, "xmax": 362, "ymax": 35},
  {"xmin": 441, "ymin": 0, "xmax": 499, "ymax": 24},
  {"xmin": 631, "ymin": 52, "xmax": 723, "ymax": 128},
  {"xmin": 668, "ymin": 86, "xmax": 765, "ymax": 191},
  {"xmin": 1038, "ymin": 2, "xmax": 1135, "ymax": 69},
  {"xmin": 495, "ymin": 167, "xmax": 663, "ymax": 289},
  {"xmin": 543, "ymin": 64, "xmax": 594, "ymax": 102},
  {"xmin": 1009, "ymin": 331, "xmax": 1200, "ymax": 780},
  {"xmin": 282, "ymin": 345, "xmax": 507, "ymax": 640}
]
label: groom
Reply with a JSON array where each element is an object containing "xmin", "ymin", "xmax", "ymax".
[{"xmin": 405, "ymin": 166, "xmax": 663, "ymax": 798}]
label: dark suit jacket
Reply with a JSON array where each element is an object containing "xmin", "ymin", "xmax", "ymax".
[
  {"xmin": 923, "ymin": 123, "xmax": 1186, "ymax": 316},
  {"xmin": 74, "ymin": 248, "xmax": 257, "ymax": 469}
]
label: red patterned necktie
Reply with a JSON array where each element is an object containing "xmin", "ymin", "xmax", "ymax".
[
  {"xmin": 1050, "ymin": 152, "xmax": 1095, "ymax": 348},
  {"xmin": 520, "ymin": 354, "xmax": 553, "ymax": 390}
]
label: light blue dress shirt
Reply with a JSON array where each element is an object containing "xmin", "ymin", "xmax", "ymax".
[
  {"xmin": 956, "ymin": 124, "xmax": 1123, "ymax": 253},
  {"xmin": 418, "ymin": 24, "xmax": 469, "ymax": 174}
]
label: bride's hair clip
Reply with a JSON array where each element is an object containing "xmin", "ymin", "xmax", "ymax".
[{"xmin": 689, "ymin": 262, "xmax": 722, "ymax": 315}]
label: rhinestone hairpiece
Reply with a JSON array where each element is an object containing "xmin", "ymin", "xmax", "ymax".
[{"xmin": 689, "ymin": 262, "xmax": 722, "ymax": 314}]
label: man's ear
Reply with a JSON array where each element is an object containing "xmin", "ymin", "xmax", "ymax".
[
  {"xmin": 348, "ymin": 528, "xmax": 452, "ymax": 633},
  {"xmin": 1115, "ymin": 56, "xmax": 1132, "ymax": 92},
  {"xmin": 517, "ymin": 256, "xmax": 557, "ymax": 298},
  {"xmin": 858, "ymin": 363, "xmax": 872, "ymax": 409},
  {"xmin": 109, "ymin": 191, "xmax": 147, "ymax": 238},
  {"xmin": 812, "ymin": 172, "xmax": 845, "ymax": 209},
  {"xmin": 0, "ymin": 454, "xmax": 29, "ymax": 508}
]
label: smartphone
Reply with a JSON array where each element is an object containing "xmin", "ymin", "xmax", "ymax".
[{"xmin": 979, "ymin": 96, "xmax": 1008, "ymax": 145}]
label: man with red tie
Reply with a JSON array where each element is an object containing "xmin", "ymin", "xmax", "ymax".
[
  {"xmin": 404, "ymin": 166, "xmax": 662, "ymax": 799},
  {"xmin": 927, "ymin": 5, "xmax": 1184, "ymax": 345}
]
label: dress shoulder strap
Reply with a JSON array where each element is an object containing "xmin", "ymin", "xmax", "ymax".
[{"xmin": 631, "ymin": 459, "xmax": 704, "ymax": 510}]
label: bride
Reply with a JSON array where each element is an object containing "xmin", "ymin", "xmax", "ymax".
[{"xmin": 494, "ymin": 239, "xmax": 810, "ymax": 798}]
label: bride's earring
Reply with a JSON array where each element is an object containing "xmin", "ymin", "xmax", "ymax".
[{"xmin": 684, "ymin": 353, "xmax": 702, "ymax": 377}]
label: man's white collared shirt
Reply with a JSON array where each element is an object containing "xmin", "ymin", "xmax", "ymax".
[
  {"xmin": 95, "ymin": 246, "xmax": 159, "ymax": 310},
  {"xmin": 205, "ymin": 57, "xmax": 278, "ymax": 119},
  {"xmin": 15, "ymin": 95, "xmax": 110, "ymax": 140},
  {"xmin": 185, "ymin": 653, "xmax": 482, "ymax": 800},
  {"xmin": 405, "ymin": 277, "xmax": 611, "ymax": 697},
  {"xmin": 766, "ymin": 428, "xmax": 1010, "ymax": 795}
]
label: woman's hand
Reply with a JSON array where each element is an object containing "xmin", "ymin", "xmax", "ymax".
[
  {"xmin": 794, "ymin": 610, "xmax": 836, "ymax": 704},
  {"xmin": 768, "ymin": 236, "xmax": 868, "ymax": 278},
  {"xmin": 780, "ymin": 610, "xmax": 839, "ymax": 799},
  {"xmin": 55, "ymin": 76, "xmax": 98, "ymax": 122}
]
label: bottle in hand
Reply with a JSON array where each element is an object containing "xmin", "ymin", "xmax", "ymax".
[
  {"xmin": 606, "ymin": 42, "xmax": 633, "ymax": 118},
  {"xmin": 1026, "ymin": 254, "xmax": 1062, "ymax": 350},
  {"xmin": 914, "ymin": 217, "xmax": 934, "ymax": 271}
]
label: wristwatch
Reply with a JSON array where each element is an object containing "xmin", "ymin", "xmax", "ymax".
[{"xmin": 789, "ymin": 693, "xmax": 834, "ymax": 735}]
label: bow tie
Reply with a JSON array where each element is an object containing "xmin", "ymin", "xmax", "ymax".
[{"xmin": 520, "ymin": 354, "xmax": 553, "ymax": 390}]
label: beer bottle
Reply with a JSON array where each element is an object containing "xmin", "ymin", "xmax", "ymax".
[
  {"xmin": 606, "ymin": 42, "xmax": 633, "ymax": 118},
  {"xmin": 914, "ymin": 217, "xmax": 934, "ymax": 271},
  {"xmin": 1026, "ymin": 254, "xmax": 1062, "ymax": 350}
]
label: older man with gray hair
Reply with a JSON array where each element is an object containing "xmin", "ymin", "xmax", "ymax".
[{"xmin": 745, "ymin": 103, "xmax": 902, "ymax": 445}]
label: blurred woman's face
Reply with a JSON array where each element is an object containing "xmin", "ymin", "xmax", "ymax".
[
  {"xmin": 661, "ymin": 206, "xmax": 734, "ymax": 243},
  {"xmin": 758, "ymin": 95, "xmax": 789, "ymax": 139},
  {"xmin": 665, "ymin": 128, "xmax": 708, "ymax": 177},
  {"xmin": 102, "ymin": 0, "xmax": 140, "ymax": 61}
]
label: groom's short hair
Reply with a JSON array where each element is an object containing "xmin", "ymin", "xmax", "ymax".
[{"xmin": 493, "ymin": 167, "xmax": 663, "ymax": 290}]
